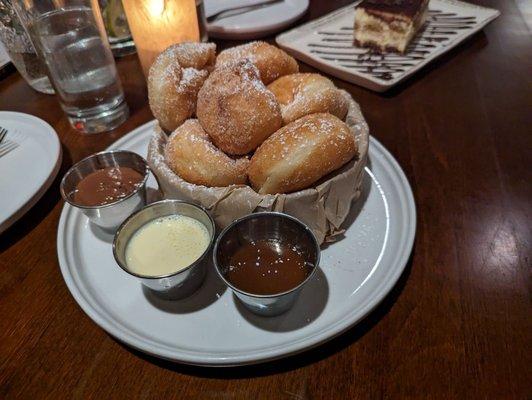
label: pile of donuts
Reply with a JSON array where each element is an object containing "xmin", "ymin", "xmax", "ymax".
[{"xmin": 148, "ymin": 41, "xmax": 358, "ymax": 195}]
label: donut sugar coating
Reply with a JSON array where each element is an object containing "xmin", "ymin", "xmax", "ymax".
[
  {"xmin": 267, "ymin": 73, "xmax": 349, "ymax": 124},
  {"xmin": 165, "ymin": 119, "xmax": 249, "ymax": 187},
  {"xmin": 196, "ymin": 59, "xmax": 283, "ymax": 155},
  {"xmin": 148, "ymin": 42, "xmax": 216, "ymax": 133},
  {"xmin": 215, "ymin": 41, "xmax": 299, "ymax": 85},
  {"xmin": 248, "ymin": 113, "xmax": 357, "ymax": 194}
]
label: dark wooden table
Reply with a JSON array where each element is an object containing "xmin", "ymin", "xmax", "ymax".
[{"xmin": 1, "ymin": 1, "xmax": 530, "ymax": 398}]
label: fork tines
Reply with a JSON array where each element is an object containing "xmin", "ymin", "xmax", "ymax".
[
  {"xmin": 0, "ymin": 140, "xmax": 18, "ymax": 157},
  {"xmin": 0, "ymin": 127, "xmax": 7, "ymax": 144}
]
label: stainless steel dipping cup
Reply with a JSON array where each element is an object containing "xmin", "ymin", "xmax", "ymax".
[
  {"xmin": 60, "ymin": 150, "xmax": 149, "ymax": 231},
  {"xmin": 213, "ymin": 212, "xmax": 320, "ymax": 317},
  {"xmin": 113, "ymin": 200, "xmax": 215, "ymax": 300}
]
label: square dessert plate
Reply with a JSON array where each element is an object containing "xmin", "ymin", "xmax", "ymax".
[{"xmin": 276, "ymin": 0, "xmax": 500, "ymax": 92}]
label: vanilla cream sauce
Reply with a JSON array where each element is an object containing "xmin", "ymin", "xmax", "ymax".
[{"xmin": 125, "ymin": 215, "xmax": 210, "ymax": 276}]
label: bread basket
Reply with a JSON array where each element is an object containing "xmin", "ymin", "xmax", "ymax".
[{"xmin": 147, "ymin": 90, "xmax": 369, "ymax": 244}]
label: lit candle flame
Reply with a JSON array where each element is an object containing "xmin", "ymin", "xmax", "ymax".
[{"xmin": 147, "ymin": 0, "xmax": 165, "ymax": 17}]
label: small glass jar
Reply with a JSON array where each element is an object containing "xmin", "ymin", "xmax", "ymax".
[
  {"xmin": 99, "ymin": 0, "xmax": 136, "ymax": 58},
  {"xmin": 0, "ymin": 0, "xmax": 53, "ymax": 94},
  {"xmin": 122, "ymin": 0, "xmax": 208, "ymax": 76}
]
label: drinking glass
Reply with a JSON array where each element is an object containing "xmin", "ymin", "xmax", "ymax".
[
  {"xmin": 0, "ymin": 0, "xmax": 53, "ymax": 94},
  {"xmin": 13, "ymin": 0, "xmax": 129, "ymax": 133}
]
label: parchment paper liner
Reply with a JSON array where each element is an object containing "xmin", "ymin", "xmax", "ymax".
[{"xmin": 147, "ymin": 90, "xmax": 369, "ymax": 244}]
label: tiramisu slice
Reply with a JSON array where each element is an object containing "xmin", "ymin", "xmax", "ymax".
[{"xmin": 354, "ymin": 0, "xmax": 429, "ymax": 53}]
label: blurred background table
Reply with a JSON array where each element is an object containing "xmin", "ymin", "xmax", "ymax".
[{"xmin": 0, "ymin": 0, "xmax": 530, "ymax": 398}]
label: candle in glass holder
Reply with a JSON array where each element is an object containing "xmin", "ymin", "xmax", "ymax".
[{"xmin": 122, "ymin": 0, "xmax": 205, "ymax": 75}]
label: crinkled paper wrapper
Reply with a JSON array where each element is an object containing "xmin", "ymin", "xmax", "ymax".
[{"xmin": 147, "ymin": 90, "xmax": 369, "ymax": 244}]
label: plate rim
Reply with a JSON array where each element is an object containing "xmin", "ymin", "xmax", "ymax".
[
  {"xmin": 0, "ymin": 111, "xmax": 62, "ymax": 234},
  {"xmin": 56, "ymin": 119, "xmax": 416, "ymax": 366}
]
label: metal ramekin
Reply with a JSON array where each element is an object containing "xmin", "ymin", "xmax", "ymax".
[
  {"xmin": 113, "ymin": 200, "xmax": 215, "ymax": 300},
  {"xmin": 60, "ymin": 150, "xmax": 150, "ymax": 232},
  {"xmin": 213, "ymin": 212, "xmax": 320, "ymax": 317}
]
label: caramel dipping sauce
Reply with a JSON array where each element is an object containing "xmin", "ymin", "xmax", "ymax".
[
  {"xmin": 72, "ymin": 166, "xmax": 144, "ymax": 207},
  {"xmin": 225, "ymin": 239, "xmax": 314, "ymax": 295}
]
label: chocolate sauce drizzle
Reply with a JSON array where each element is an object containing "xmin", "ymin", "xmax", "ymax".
[{"xmin": 309, "ymin": 10, "xmax": 477, "ymax": 81}]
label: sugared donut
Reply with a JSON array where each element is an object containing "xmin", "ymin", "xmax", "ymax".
[
  {"xmin": 165, "ymin": 42, "xmax": 216, "ymax": 69},
  {"xmin": 267, "ymin": 73, "xmax": 349, "ymax": 125},
  {"xmin": 148, "ymin": 42, "xmax": 216, "ymax": 133},
  {"xmin": 215, "ymin": 41, "xmax": 299, "ymax": 85},
  {"xmin": 196, "ymin": 60, "xmax": 283, "ymax": 155},
  {"xmin": 248, "ymin": 113, "xmax": 357, "ymax": 194},
  {"xmin": 165, "ymin": 119, "xmax": 249, "ymax": 187}
]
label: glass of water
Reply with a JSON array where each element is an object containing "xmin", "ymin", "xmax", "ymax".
[
  {"xmin": 0, "ymin": 0, "xmax": 53, "ymax": 94},
  {"xmin": 13, "ymin": 0, "xmax": 128, "ymax": 133}
]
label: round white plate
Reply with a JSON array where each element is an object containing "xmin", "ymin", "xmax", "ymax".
[
  {"xmin": 0, "ymin": 111, "xmax": 62, "ymax": 234},
  {"xmin": 57, "ymin": 120, "xmax": 416, "ymax": 366},
  {"xmin": 206, "ymin": 0, "xmax": 309, "ymax": 40}
]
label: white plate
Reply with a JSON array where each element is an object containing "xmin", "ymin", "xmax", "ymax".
[
  {"xmin": 57, "ymin": 120, "xmax": 416, "ymax": 366},
  {"xmin": 0, "ymin": 112, "xmax": 61, "ymax": 234},
  {"xmin": 276, "ymin": 0, "xmax": 500, "ymax": 92},
  {"xmin": 206, "ymin": 0, "xmax": 309, "ymax": 40}
]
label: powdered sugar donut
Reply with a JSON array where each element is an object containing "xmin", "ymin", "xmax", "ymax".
[
  {"xmin": 165, "ymin": 119, "xmax": 249, "ymax": 187},
  {"xmin": 248, "ymin": 113, "xmax": 357, "ymax": 194},
  {"xmin": 148, "ymin": 42, "xmax": 216, "ymax": 133},
  {"xmin": 215, "ymin": 41, "xmax": 298, "ymax": 85},
  {"xmin": 196, "ymin": 59, "xmax": 283, "ymax": 155},
  {"xmin": 268, "ymin": 73, "xmax": 348, "ymax": 124}
]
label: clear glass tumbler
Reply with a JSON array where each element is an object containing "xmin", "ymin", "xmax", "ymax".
[
  {"xmin": 13, "ymin": 0, "xmax": 129, "ymax": 133},
  {"xmin": 0, "ymin": 0, "xmax": 54, "ymax": 94}
]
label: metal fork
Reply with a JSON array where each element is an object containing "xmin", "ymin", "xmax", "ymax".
[{"xmin": 0, "ymin": 127, "xmax": 19, "ymax": 158}]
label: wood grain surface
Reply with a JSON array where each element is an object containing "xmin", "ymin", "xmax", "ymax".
[{"xmin": 0, "ymin": 1, "xmax": 530, "ymax": 398}]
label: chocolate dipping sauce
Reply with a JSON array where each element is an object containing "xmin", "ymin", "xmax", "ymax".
[
  {"xmin": 72, "ymin": 166, "xmax": 144, "ymax": 207},
  {"xmin": 225, "ymin": 239, "xmax": 313, "ymax": 295}
]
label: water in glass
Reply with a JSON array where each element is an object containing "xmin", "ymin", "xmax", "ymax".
[{"xmin": 30, "ymin": 7, "xmax": 127, "ymax": 133}]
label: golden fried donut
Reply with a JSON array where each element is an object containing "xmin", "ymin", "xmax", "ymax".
[
  {"xmin": 148, "ymin": 42, "xmax": 216, "ymax": 133},
  {"xmin": 196, "ymin": 60, "xmax": 283, "ymax": 155},
  {"xmin": 268, "ymin": 73, "xmax": 349, "ymax": 124},
  {"xmin": 215, "ymin": 41, "xmax": 299, "ymax": 85},
  {"xmin": 165, "ymin": 119, "xmax": 249, "ymax": 187},
  {"xmin": 248, "ymin": 113, "xmax": 357, "ymax": 194}
]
